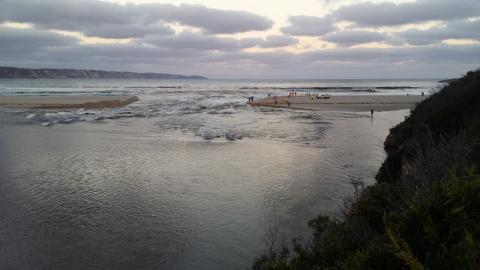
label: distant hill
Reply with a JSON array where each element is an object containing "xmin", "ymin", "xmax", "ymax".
[{"xmin": 0, "ymin": 67, "xmax": 207, "ymax": 80}]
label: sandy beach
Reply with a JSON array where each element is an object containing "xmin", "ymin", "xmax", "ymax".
[
  {"xmin": 248, "ymin": 95, "xmax": 427, "ymax": 112},
  {"xmin": 0, "ymin": 95, "xmax": 139, "ymax": 109}
]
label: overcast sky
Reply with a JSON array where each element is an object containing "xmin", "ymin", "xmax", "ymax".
[{"xmin": 0, "ymin": 0, "xmax": 479, "ymax": 78}]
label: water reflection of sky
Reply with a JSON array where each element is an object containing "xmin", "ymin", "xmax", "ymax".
[{"xmin": 0, "ymin": 106, "xmax": 407, "ymax": 270}]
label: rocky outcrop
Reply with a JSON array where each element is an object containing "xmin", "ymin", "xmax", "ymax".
[{"xmin": 0, "ymin": 67, "xmax": 207, "ymax": 79}]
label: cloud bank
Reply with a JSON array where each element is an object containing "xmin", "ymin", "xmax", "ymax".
[
  {"xmin": 0, "ymin": 0, "xmax": 274, "ymax": 37},
  {"xmin": 335, "ymin": 0, "xmax": 480, "ymax": 27},
  {"xmin": 0, "ymin": 0, "xmax": 478, "ymax": 78}
]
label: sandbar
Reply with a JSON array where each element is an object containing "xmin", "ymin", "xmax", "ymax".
[
  {"xmin": 0, "ymin": 95, "xmax": 139, "ymax": 109},
  {"xmin": 248, "ymin": 95, "xmax": 427, "ymax": 112}
]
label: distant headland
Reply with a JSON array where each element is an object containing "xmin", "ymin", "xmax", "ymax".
[{"xmin": 0, "ymin": 66, "xmax": 207, "ymax": 80}]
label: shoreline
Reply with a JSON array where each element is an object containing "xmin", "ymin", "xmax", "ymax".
[
  {"xmin": 248, "ymin": 95, "xmax": 427, "ymax": 112},
  {"xmin": 0, "ymin": 95, "xmax": 139, "ymax": 109}
]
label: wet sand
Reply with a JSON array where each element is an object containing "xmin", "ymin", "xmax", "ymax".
[
  {"xmin": 248, "ymin": 95, "xmax": 427, "ymax": 112},
  {"xmin": 0, "ymin": 95, "xmax": 139, "ymax": 109}
]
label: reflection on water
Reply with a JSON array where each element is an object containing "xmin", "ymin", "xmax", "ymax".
[
  {"xmin": 0, "ymin": 77, "xmax": 419, "ymax": 269},
  {"xmin": 0, "ymin": 107, "xmax": 406, "ymax": 269}
]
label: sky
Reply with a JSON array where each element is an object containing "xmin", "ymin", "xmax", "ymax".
[{"xmin": 0, "ymin": 0, "xmax": 479, "ymax": 79}]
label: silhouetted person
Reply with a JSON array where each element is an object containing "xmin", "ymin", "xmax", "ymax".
[{"xmin": 371, "ymin": 109, "xmax": 374, "ymax": 116}]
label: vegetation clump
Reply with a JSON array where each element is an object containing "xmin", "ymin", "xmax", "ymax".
[{"xmin": 253, "ymin": 70, "xmax": 480, "ymax": 270}]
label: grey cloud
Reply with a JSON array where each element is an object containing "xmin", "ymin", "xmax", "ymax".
[
  {"xmin": 12, "ymin": 37, "xmax": 479, "ymax": 67},
  {"xmin": 35, "ymin": 43, "xmax": 208, "ymax": 69},
  {"xmin": 449, "ymin": 19, "xmax": 480, "ymax": 33},
  {"xmin": 301, "ymin": 44, "xmax": 480, "ymax": 64},
  {"xmin": 258, "ymin": 35, "xmax": 298, "ymax": 48},
  {"xmin": 0, "ymin": 26, "xmax": 77, "ymax": 53},
  {"xmin": 0, "ymin": 0, "xmax": 273, "ymax": 38},
  {"xmin": 335, "ymin": 0, "xmax": 480, "ymax": 27},
  {"xmin": 0, "ymin": 0, "xmax": 132, "ymax": 31},
  {"xmin": 198, "ymin": 44, "xmax": 480, "ymax": 78},
  {"xmin": 143, "ymin": 33, "xmax": 297, "ymax": 52},
  {"xmin": 0, "ymin": 0, "xmax": 478, "ymax": 79},
  {"xmin": 143, "ymin": 32, "xmax": 260, "ymax": 51},
  {"xmin": 83, "ymin": 23, "xmax": 175, "ymax": 39},
  {"xmin": 1, "ymin": 36, "xmax": 478, "ymax": 78},
  {"xmin": 398, "ymin": 19, "xmax": 480, "ymax": 45},
  {"xmin": 322, "ymin": 30, "xmax": 390, "ymax": 47},
  {"xmin": 140, "ymin": 3, "xmax": 273, "ymax": 34},
  {"xmin": 209, "ymin": 51, "xmax": 299, "ymax": 65},
  {"xmin": 281, "ymin": 15, "xmax": 336, "ymax": 36}
]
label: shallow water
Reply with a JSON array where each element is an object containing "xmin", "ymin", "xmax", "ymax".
[
  {"xmin": 0, "ymin": 79, "xmax": 429, "ymax": 269},
  {"xmin": 0, "ymin": 78, "xmax": 438, "ymax": 129}
]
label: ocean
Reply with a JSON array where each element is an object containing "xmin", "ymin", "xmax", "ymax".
[{"xmin": 0, "ymin": 79, "xmax": 439, "ymax": 269}]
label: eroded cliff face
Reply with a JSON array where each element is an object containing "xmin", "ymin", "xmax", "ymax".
[
  {"xmin": 0, "ymin": 67, "xmax": 207, "ymax": 79},
  {"xmin": 376, "ymin": 70, "xmax": 480, "ymax": 184}
]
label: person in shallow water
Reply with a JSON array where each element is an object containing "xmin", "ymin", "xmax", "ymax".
[{"xmin": 371, "ymin": 109, "xmax": 374, "ymax": 116}]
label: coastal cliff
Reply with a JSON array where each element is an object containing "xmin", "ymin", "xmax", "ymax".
[
  {"xmin": 253, "ymin": 69, "xmax": 480, "ymax": 270},
  {"xmin": 377, "ymin": 70, "xmax": 480, "ymax": 183},
  {"xmin": 0, "ymin": 66, "xmax": 207, "ymax": 80}
]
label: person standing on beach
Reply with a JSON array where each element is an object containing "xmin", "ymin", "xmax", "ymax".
[{"xmin": 371, "ymin": 109, "xmax": 374, "ymax": 116}]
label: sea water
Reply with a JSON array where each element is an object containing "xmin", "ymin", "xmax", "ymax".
[{"xmin": 0, "ymin": 79, "xmax": 439, "ymax": 269}]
